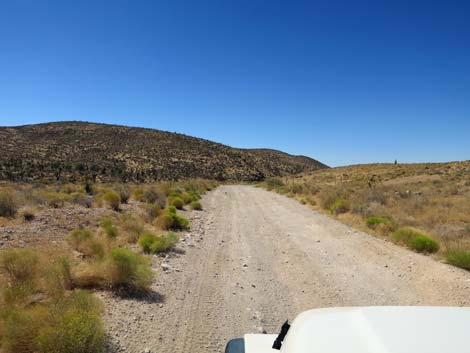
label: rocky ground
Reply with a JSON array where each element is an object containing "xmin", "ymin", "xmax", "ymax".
[{"xmin": 101, "ymin": 185, "xmax": 470, "ymax": 353}]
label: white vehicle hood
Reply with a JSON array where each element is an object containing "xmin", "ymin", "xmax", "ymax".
[
  {"xmin": 281, "ymin": 306, "xmax": 470, "ymax": 353},
  {"xmin": 244, "ymin": 307, "xmax": 470, "ymax": 353}
]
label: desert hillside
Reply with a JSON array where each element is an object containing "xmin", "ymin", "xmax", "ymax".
[{"xmin": 0, "ymin": 122, "xmax": 327, "ymax": 182}]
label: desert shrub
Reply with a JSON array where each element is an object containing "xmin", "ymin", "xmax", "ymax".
[
  {"xmin": 132, "ymin": 186, "xmax": 167, "ymax": 207},
  {"xmin": 68, "ymin": 230, "xmax": 105, "ymax": 259},
  {"xmin": 1, "ymin": 307, "xmax": 45, "ymax": 353},
  {"xmin": 445, "ymin": 249, "xmax": 470, "ymax": 270},
  {"xmin": 116, "ymin": 186, "xmax": 130, "ymax": 204},
  {"xmin": 71, "ymin": 193, "xmax": 93, "ymax": 208},
  {"xmin": 19, "ymin": 207, "xmax": 35, "ymax": 221},
  {"xmin": 365, "ymin": 216, "xmax": 392, "ymax": 228},
  {"xmin": 409, "ymin": 235, "xmax": 440, "ymax": 253},
  {"xmin": 190, "ymin": 201, "xmax": 202, "ymax": 210},
  {"xmin": 84, "ymin": 181, "xmax": 94, "ymax": 195},
  {"xmin": 43, "ymin": 257, "xmax": 73, "ymax": 298},
  {"xmin": 169, "ymin": 197, "xmax": 184, "ymax": 210},
  {"xmin": 102, "ymin": 190, "xmax": 120, "ymax": 211},
  {"xmin": 68, "ymin": 229, "xmax": 93, "ymax": 250},
  {"xmin": 318, "ymin": 188, "xmax": 347, "ymax": 211},
  {"xmin": 0, "ymin": 190, "xmax": 18, "ymax": 218},
  {"xmin": 143, "ymin": 203, "xmax": 161, "ymax": 222},
  {"xmin": 119, "ymin": 213, "xmax": 145, "ymax": 243},
  {"xmin": 100, "ymin": 218, "xmax": 118, "ymax": 239},
  {"xmin": 132, "ymin": 186, "xmax": 144, "ymax": 201},
  {"xmin": 182, "ymin": 191, "xmax": 200, "ymax": 204},
  {"xmin": 329, "ymin": 199, "xmax": 350, "ymax": 215},
  {"xmin": 392, "ymin": 227, "xmax": 439, "ymax": 253},
  {"xmin": 0, "ymin": 249, "xmax": 39, "ymax": 284},
  {"xmin": 138, "ymin": 232, "xmax": 179, "ymax": 254},
  {"xmin": 156, "ymin": 207, "xmax": 189, "ymax": 230},
  {"xmin": 39, "ymin": 191, "xmax": 71, "ymax": 208},
  {"xmin": 36, "ymin": 291, "xmax": 105, "ymax": 353},
  {"xmin": 105, "ymin": 248, "xmax": 154, "ymax": 292},
  {"xmin": 265, "ymin": 178, "xmax": 284, "ymax": 191}
]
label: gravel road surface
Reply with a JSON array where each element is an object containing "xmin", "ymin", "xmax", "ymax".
[{"xmin": 103, "ymin": 185, "xmax": 470, "ymax": 353}]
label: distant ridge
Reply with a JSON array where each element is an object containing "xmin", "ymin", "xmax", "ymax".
[{"xmin": 0, "ymin": 121, "xmax": 328, "ymax": 182}]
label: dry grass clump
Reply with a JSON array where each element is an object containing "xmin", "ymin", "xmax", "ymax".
[
  {"xmin": 0, "ymin": 189, "xmax": 18, "ymax": 218},
  {"xmin": 190, "ymin": 201, "xmax": 202, "ymax": 210},
  {"xmin": 118, "ymin": 213, "xmax": 145, "ymax": 243},
  {"xmin": 0, "ymin": 250, "xmax": 106, "ymax": 353},
  {"xmin": 102, "ymin": 190, "xmax": 121, "ymax": 211}
]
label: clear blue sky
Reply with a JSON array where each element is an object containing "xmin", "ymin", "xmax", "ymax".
[{"xmin": 0, "ymin": 0, "xmax": 469, "ymax": 166}]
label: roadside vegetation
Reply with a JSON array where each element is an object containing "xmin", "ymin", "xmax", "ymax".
[
  {"xmin": 0, "ymin": 178, "xmax": 217, "ymax": 352},
  {"xmin": 261, "ymin": 161, "xmax": 470, "ymax": 270}
]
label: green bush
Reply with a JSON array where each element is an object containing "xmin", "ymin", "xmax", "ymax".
[
  {"xmin": 329, "ymin": 199, "xmax": 350, "ymax": 215},
  {"xmin": 156, "ymin": 207, "xmax": 189, "ymax": 230},
  {"xmin": 105, "ymin": 248, "xmax": 154, "ymax": 292},
  {"xmin": 365, "ymin": 216, "xmax": 387, "ymax": 227},
  {"xmin": 445, "ymin": 249, "xmax": 470, "ymax": 270},
  {"xmin": 0, "ymin": 190, "xmax": 18, "ymax": 218},
  {"xmin": 190, "ymin": 201, "xmax": 202, "ymax": 210},
  {"xmin": 409, "ymin": 235, "xmax": 439, "ymax": 253},
  {"xmin": 36, "ymin": 291, "xmax": 105, "ymax": 353},
  {"xmin": 100, "ymin": 218, "xmax": 118, "ymax": 239},
  {"xmin": 0, "ymin": 249, "xmax": 39, "ymax": 284},
  {"xmin": 392, "ymin": 227, "xmax": 439, "ymax": 253},
  {"xmin": 169, "ymin": 197, "xmax": 184, "ymax": 210},
  {"xmin": 103, "ymin": 190, "xmax": 121, "ymax": 211},
  {"xmin": 138, "ymin": 232, "xmax": 179, "ymax": 254}
]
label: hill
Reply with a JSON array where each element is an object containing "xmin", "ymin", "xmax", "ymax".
[{"xmin": 0, "ymin": 121, "xmax": 327, "ymax": 182}]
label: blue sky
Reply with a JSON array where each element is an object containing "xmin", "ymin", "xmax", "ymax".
[{"xmin": 0, "ymin": 0, "xmax": 469, "ymax": 166}]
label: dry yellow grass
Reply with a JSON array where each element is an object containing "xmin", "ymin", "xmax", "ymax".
[{"xmin": 262, "ymin": 161, "xmax": 470, "ymax": 267}]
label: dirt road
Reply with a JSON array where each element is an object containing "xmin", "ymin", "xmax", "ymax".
[{"xmin": 104, "ymin": 185, "xmax": 470, "ymax": 353}]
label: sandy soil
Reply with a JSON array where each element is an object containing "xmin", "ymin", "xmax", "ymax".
[{"xmin": 103, "ymin": 185, "xmax": 470, "ymax": 353}]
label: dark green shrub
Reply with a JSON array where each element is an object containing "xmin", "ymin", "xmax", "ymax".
[
  {"xmin": 105, "ymin": 248, "xmax": 154, "ymax": 292},
  {"xmin": 190, "ymin": 201, "xmax": 202, "ymax": 210},
  {"xmin": 0, "ymin": 189, "xmax": 18, "ymax": 218},
  {"xmin": 445, "ymin": 249, "xmax": 470, "ymax": 270}
]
